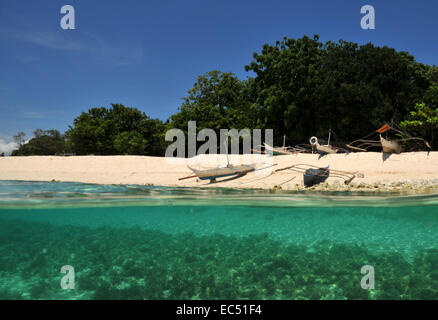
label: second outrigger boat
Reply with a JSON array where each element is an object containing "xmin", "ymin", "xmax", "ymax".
[
  {"xmin": 310, "ymin": 136, "xmax": 337, "ymax": 155},
  {"xmin": 346, "ymin": 123, "xmax": 431, "ymax": 154},
  {"xmin": 309, "ymin": 129, "xmax": 348, "ymax": 155},
  {"xmin": 380, "ymin": 136, "xmax": 402, "ymax": 154},
  {"xmin": 263, "ymin": 143, "xmax": 299, "ymax": 155},
  {"xmin": 262, "ymin": 135, "xmax": 304, "ymax": 155}
]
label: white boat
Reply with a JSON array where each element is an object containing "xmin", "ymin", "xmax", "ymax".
[
  {"xmin": 309, "ymin": 136, "xmax": 338, "ymax": 155},
  {"xmin": 262, "ymin": 135, "xmax": 301, "ymax": 155},
  {"xmin": 380, "ymin": 135, "xmax": 402, "ymax": 154},
  {"xmin": 263, "ymin": 143, "xmax": 297, "ymax": 155},
  {"xmin": 179, "ymin": 141, "xmax": 256, "ymax": 182},
  {"xmin": 346, "ymin": 123, "xmax": 431, "ymax": 153},
  {"xmin": 186, "ymin": 164, "xmax": 255, "ymax": 182}
]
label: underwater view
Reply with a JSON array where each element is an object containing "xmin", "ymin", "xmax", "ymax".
[{"xmin": 0, "ymin": 180, "xmax": 437, "ymax": 300}]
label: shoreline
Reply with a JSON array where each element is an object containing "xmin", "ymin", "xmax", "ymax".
[{"xmin": 1, "ymin": 152, "xmax": 438, "ymax": 195}]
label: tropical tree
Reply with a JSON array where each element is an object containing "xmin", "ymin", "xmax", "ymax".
[
  {"xmin": 113, "ymin": 131, "xmax": 147, "ymax": 155},
  {"xmin": 11, "ymin": 129, "xmax": 65, "ymax": 156},
  {"xmin": 401, "ymin": 66, "xmax": 438, "ymax": 148},
  {"xmin": 13, "ymin": 132, "xmax": 26, "ymax": 147},
  {"xmin": 65, "ymin": 104, "xmax": 165, "ymax": 156},
  {"xmin": 245, "ymin": 35, "xmax": 431, "ymax": 144},
  {"xmin": 169, "ymin": 71, "xmax": 259, "ymax": 133},
  {"xmin": 401, "ymin": 101, "xmax": 438, "ymax": 148}
]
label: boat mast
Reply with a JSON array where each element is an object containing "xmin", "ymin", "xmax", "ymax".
[
  {"xmin": 283, "ymin": 135, "xmax": 286, "ymax": 149},
  {"xmin": 327, "ymin": 129, "xmax": 332, "ymax": 146},
  {"xmin": 223, "ymin": 137, "xmax": 230, "ymax": 167}
]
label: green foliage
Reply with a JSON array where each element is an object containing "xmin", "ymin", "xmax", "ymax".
[
  {"xmin": 11, "ymin": 35, "xmax": 437, "ymax": 155},
  {"xmin": 423, "ymin": 85, "xmax": 438, "ymax": 107},
  {"xmin": 65, "ymin": 104, "xmax": 165, "ymax": 156},
  {"xmin": 11, "ymin": 129, "xmax": 65, "ymax": 156},
  {"xmin": 169, "ymin": 70, "xmax": 259, "ymax": 133},
  {"xmin": 245, "ymin": 35, "xmax": 431, "ymax": 144},
  {"xmin": 401, "ymin": 65, "xmax": 438, "ymax": 147},
  {"xmin": 114, "ymin": 131, "xmax": 147, "ymax": 155},
  {"xmin": 401, "ymin": 102, "xmax": 438, "ymax": 146}
]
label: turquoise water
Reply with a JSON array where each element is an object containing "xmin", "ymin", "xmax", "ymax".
[{"xmin": 0, "ymin": 181, "xmax": 437, "ymax": 300}]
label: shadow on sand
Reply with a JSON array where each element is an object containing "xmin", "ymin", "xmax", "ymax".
[{"xmin": 382, "ymin": 152, "xmax": 393, "ymax": 162}]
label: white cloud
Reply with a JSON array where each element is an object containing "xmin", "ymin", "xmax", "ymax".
[
  {"xmin": 0, "ymin": 139, "xmax": 18, "ymax": 156},
  {"xmin": 0, "ymin": 28, "xmax": 144, "ymax": 66},
  {"xmin": 20, "ymin": 110, "xmax": 47, "ymax": 119},
  {"xmin": 15, "ymin": 31, "xmax": 83, "ymax": 51}
]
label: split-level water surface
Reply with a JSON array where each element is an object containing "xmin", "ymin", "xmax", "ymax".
[{"xmin": 0, "ymin": 180, "xmax": 437, "ymax": 299}]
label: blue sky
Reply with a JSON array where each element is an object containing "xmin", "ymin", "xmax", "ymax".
[{"xmin": 0, "ymin": 0, "xmax": 437, "ymax": 152}]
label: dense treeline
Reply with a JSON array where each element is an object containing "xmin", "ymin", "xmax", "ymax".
[
  {"xmin": 11, "ymin": 130, "xmax": 65, "ymax": 156},
  {"xmin": 65, "ymin": 104, "xmax": 166, "ymax": 155},
  {"xmin": 246, "ymin": 36, "xmax": 432, "ymax": 143},
  {"xmin": 10, "ymin": 35, "xmax": 438, "ymax": 156}
]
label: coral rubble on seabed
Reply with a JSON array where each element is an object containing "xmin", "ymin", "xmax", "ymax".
[
  {"xmin": 0, "ymin": 219, "xmax": 437, "ymax": 300},
  {"xmin": 273, "ymin": 179, "xmax": 438, "ymax": 195}
]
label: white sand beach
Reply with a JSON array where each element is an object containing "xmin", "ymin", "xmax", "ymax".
[{"xmin": 1, "ymin": 152, "xmax": 437, "ymax": 193}]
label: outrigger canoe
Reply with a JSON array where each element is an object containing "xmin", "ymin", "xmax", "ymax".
[
  {"xmin": 309, "ymin": 137, "xmax": 338, "ymax": 155},
  {"xmin": 263, "ymin": 143, "xmax": 299, "ymax": 155},
  {"xmin": 179, "ymin": 164, "xmax": 256, "ymax": 183},
  {"xmin": 346, "ymin": 123, "xmax": 431, "ymax": 153},
  {"xmin": 380, "ymin": 135, "xmax": 402, "ymax": 154}
]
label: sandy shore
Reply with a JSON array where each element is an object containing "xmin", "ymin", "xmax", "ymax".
[{"xmin": 0, "ymin": 152, "xmax": 437, "ymax": 193}]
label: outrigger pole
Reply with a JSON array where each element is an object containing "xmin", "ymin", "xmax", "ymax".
[{"xmin": 276, "ymin": 164, "xmax": 357, "ymax": 185}]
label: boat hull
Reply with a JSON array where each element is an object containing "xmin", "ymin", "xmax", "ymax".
[
  {"xmin": 264, "ymin": 143, "xmax": 296, "ymax": 155},
  {"xmin": 380, "ymin": 136, "xmax": 402, "ymax": 154},
  {"xmin": 316, "ymin": 143, "xmax": 337, "ymax": 155},
  {"xmin": 303, "ymin": 168, "xmax": 330, "ymax": 187},
  {"xmin": 188, "ymin": 165, "xmax": 255, "ymax": 181}
]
